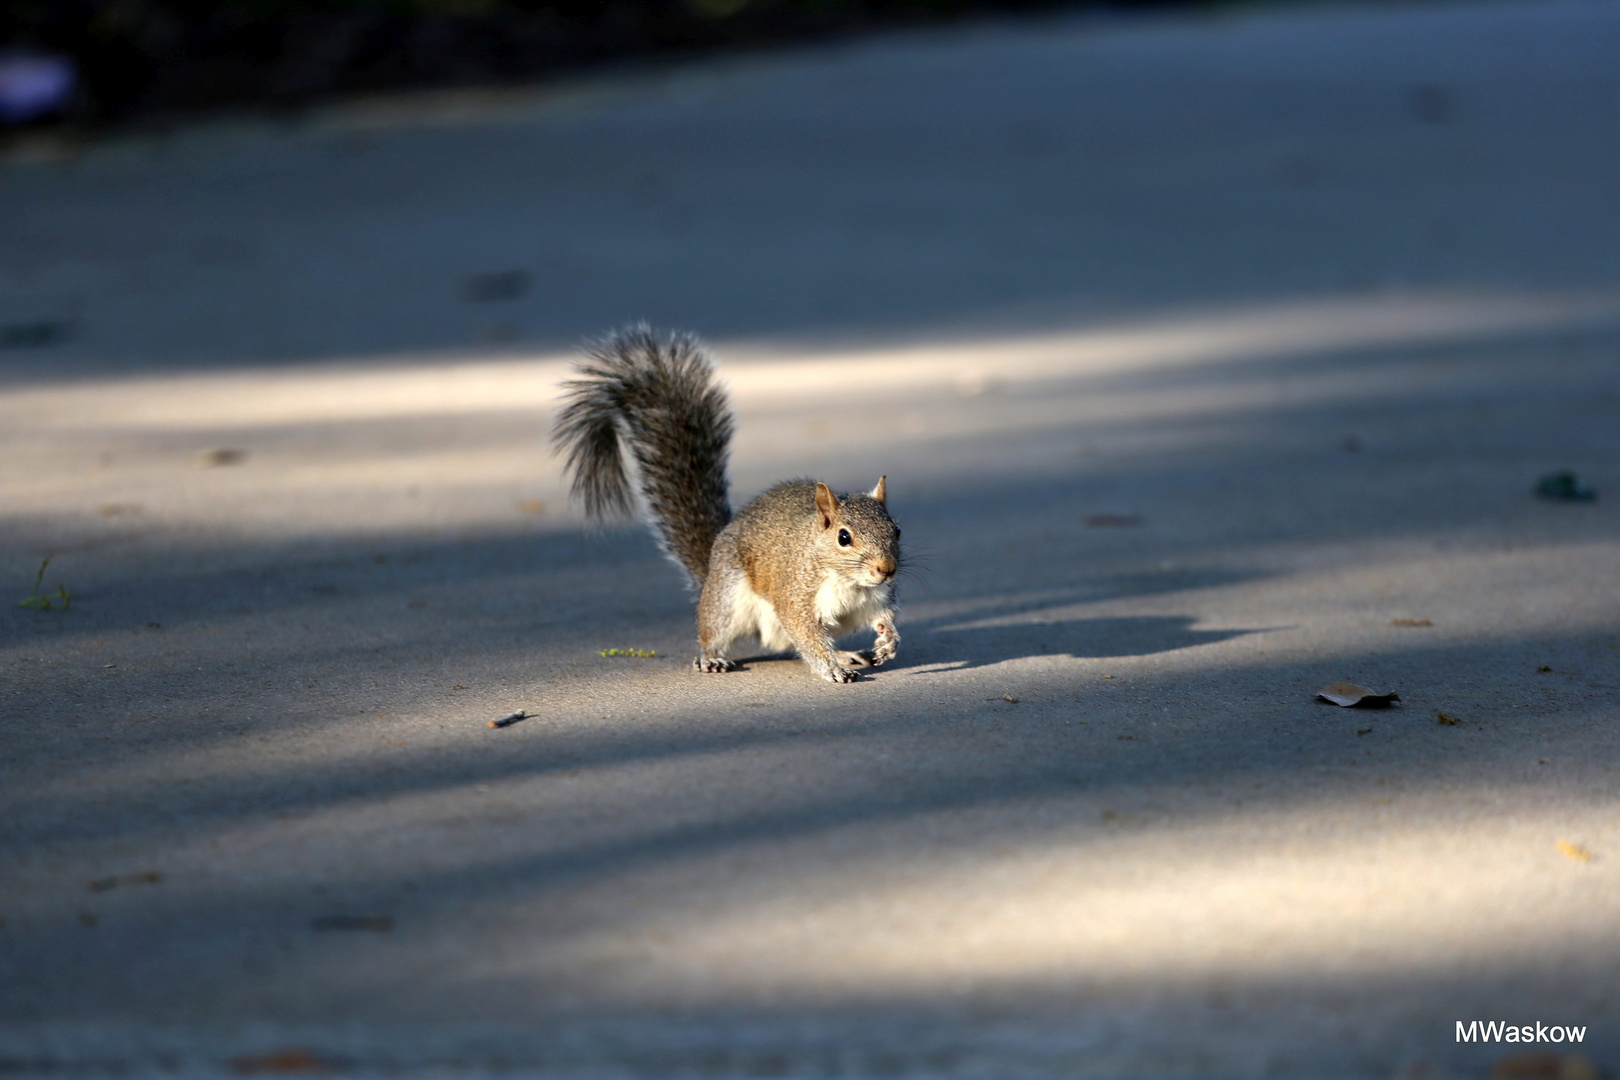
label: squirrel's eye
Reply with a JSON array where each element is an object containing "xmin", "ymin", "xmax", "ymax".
[{"xmin": 837, "ymin": 528, "xmax": 852, "ymax": 547}]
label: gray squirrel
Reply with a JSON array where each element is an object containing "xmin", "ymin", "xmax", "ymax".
[{"xmin": 551, "ymin": 324, "xmax": 901, "ymax": 682}]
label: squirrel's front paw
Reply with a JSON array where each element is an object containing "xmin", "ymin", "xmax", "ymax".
[
  {"xmin": 871, "ymin": 623, "xmax": 900, "ymax": 665},
  {"xmin": 825, "ymin": 665, "xmax": 862, "ymax": 684},
  {"xmin": 693, "ymin": 656, "xmax": 736, "ymax": 673}
]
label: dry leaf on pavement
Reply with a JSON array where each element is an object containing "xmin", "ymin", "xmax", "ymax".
[{"xmin": 1317, "ymin": 682, "xmax": 1401, "ymax": 708}]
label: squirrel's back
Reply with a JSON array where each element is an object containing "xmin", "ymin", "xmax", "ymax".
[{"xmin": 550, "ymin": 324, "xmax": 734, "ymax": 583}]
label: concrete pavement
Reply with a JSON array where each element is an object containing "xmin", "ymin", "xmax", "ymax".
[{"xmin": 3, "ymin": 0, "xmax": 1620, "ymax": 1075}]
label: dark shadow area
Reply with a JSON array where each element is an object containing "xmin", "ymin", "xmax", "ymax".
[
  {"xmin": 3, "ymin": 0, "xmax": 1618, "ymax": 378},
  {"xmin": 919, "ymin": 614, "xmax": 1267, "ymax": 667},
  {"xmin": 2, "ymin": 0, "xmax": 1140, "ymax": 129}
]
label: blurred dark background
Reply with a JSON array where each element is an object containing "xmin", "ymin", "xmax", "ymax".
[{"xmin": 0, "ymin": 0, "xmax": 1197, "ymax": 127}]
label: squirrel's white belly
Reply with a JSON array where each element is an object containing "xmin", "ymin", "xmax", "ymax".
[
  {"xmin": 727, "ymin": 573, "xmax": 891, "ymax": 652},
  {"xmin": 814, "ymin": 572, "xmax": 892, "ymax": 639},
  {"xmin": 728, "ymin": 579, "xmax": 794, "ymax": 652}
]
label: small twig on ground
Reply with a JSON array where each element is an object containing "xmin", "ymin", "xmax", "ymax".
[{"xmin": 488, "ymin": 710, "xmax": 531, "ymax": 729}]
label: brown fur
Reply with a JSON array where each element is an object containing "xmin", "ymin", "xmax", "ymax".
[{"xmin": 696, "ymin": 480, "xmax": 900, "ymax": 682}]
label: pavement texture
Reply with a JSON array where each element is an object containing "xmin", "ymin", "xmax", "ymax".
[{"xmin": 3, "ymin": 0, "xmax": 1620, "ymax": 1076}]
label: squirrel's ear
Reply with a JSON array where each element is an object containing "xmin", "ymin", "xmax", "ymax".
[
  {"xmin": 869, "ymin": 475, "xmax": 887, "ymax": 505},
  {"xmin": 814, "ymin": 482, "xmax": 839, "ymax": 529}
]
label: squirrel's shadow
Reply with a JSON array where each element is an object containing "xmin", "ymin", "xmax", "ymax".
[
  {"xmin": 725, "ymin": 617, "xmax": 1265, "ymax": 673},
  {"xmin": 902, "ymin": 615, "xmax": 1266, "ymax": 670}
]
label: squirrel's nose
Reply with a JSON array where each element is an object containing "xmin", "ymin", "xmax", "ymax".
[{"xmin": 875, "ymin": 559, "xmax": 897, "ymax": 578}]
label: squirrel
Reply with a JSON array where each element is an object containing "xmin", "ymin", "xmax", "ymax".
[{"xmin": 551, "ymin": 324, "xmax": 901, "ymax": 683}]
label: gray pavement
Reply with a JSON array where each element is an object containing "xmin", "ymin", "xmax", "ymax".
[{"xmin": 3, "ymin": 0, "xmax": 1620, "ymax": 1076}]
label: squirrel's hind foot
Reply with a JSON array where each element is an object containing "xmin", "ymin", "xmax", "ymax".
[{"xmin": 693, "ymin": 656, "xmax": 737, "ymax": 673}]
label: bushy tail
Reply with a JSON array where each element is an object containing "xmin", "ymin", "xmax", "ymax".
[{"xmin": 551, "ymin": 324, "xmax": 734, "ymax": 584}]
